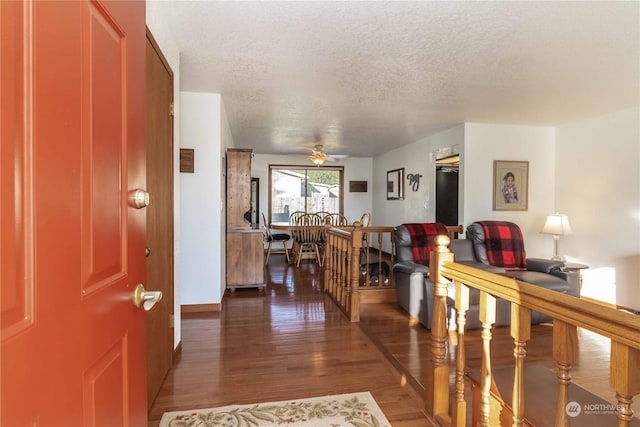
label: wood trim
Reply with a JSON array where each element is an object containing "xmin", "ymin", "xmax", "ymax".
[
  {"xmin": 172, "ymin": 340, "xmax": 182, "ymax": 363},
  {"xmin": 359, "ymin": 289, "xmax": 396, "ymax": 304},
  {"xmin": 145, "ymin": 26, "xmax": 174, "ymax": 78},
  {"xmin": 180, "ymin": 303, "xmax": 221, "ymax": 313},
  {"xmin": 580, "ymin": 295, "xmax": 618, "ymax": 309},
  {"xmin": 266, "ymin": 164, "xmax": 345, "ymax": 223},
  {"xmin": 145, "ymin": 27, "xmax": 175, "ymax": 410},
  {"xmin": 580, "ymin": 296, "xmax": 638, "ymax": 313}
]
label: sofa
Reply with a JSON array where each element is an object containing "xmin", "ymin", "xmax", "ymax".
[{"xmin": 393, "ymin": 221, "xmax": 581, "ymax": 330}]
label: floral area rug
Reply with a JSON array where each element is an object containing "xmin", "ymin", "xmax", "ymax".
[{"xmin": 158, "ymin": 391, "xmax": 391, "ymax": 427}]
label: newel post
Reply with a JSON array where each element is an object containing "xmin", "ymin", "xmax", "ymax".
[
  {"xmin": 425, "ymin": 235, "xmax": 453, "ymax": 419},
  {"xmin": 349, "ymin": 221, "xmax": 364, "ymax": 322}
]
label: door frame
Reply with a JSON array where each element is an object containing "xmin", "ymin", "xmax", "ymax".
[{"xmin": 145, "ymin": 27, "xmax": 175, "ymax": 408}]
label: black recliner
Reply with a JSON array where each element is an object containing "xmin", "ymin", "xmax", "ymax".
[{"xmin": 393, "ymin": 221, "xmax": 580, "ymax": 330}]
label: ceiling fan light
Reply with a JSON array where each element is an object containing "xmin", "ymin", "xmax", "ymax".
[{"xmin": 309, "ymin": 150, "xmax": 328, "ymax": 165}]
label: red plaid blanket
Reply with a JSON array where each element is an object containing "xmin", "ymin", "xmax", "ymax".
[
  {"xmin": 404, "ymin": 222, "xmax": 449, "ymax": 265},
  {"xmin": 478, "ymin": 221, "xmax": 526, "ymax": 269}
]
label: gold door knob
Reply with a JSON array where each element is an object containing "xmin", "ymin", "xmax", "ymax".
[
  {"xmin": 132, "ymin": 284, "xmax": 162, "ymax": 311},
  {"xmin": 128, "ymin": 189, "xmax": 150, "ymax": 209}
]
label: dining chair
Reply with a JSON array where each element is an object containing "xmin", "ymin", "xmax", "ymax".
[
  {"xmin": 359, "ymin": 212, "xmax": 372, "ymax": 263},
  {"xmin": 262, "ymin": 213, "xmax": 290, "ymax": 264},
  {"xmin": 288, "ymin": 211, "xmax": 306, "ymax": 263},
  {"xmin": 316, "ymin": 211, "xmax": 331, "ymax": 221},
  {"xmin": 359, "ymin": 212, "xmax": 372, "ymax": 227},
  {"xmin": 288, "ymin": 210, "xmax": 306, "ymax": 225},
  {"xmin": 328, "ymin": 213, "xmax": 348, "ymax": 226},
  {"xmin": 293, "ymin": 213, "xmax": 323, "ymax": 266}
]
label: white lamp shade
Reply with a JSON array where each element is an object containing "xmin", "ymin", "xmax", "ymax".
[{"xmin": 542, "ymin": 214, "xmax": 573, "ymax": 235}]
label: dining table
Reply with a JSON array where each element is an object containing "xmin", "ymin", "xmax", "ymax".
[
  {"xmin": 270, "ymin": 222, "xmax": 293, "ymax": 231},
  {"xmin": 269, "ymin": 221, "xmax": 323, "ymax": 265}
]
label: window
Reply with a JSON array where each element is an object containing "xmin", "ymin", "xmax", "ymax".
[{"xmin": 268, "ymin": 165, "xmax": 344, "ymax": 223}]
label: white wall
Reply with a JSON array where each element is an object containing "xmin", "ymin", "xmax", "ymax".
[
  {"xmin": 556, "ymin": 107, "xmax": 640, "ymax": 309},
  {"xmin": 371, "ymin": 119, "xmax": 639, "ymax": 308},
  {"xmin": 373, "ymin": 125, "xmax": 465, "ymax": 228},
  {"xmin": 373, "ymin": 123, "xmax": 557, "ymax": 255},
  {"xmin": 251, "ymin": 154, "xmax": 373, "ymax": 225},
  {"xmin": 144, "ymin": 5, "xmax": 640, "ymax": 322},
  {"xmin": 463, "ymin": 123, "xmax": 557, "ymax": 257},
  {"xmin": 145, "ymin": 8, "xmax": 183, "ymax": 347},
  {"xmin": 219, "ymin": 101, "xmax": 234, "ymax": 301},
  {"xmin": 179, "ymin": 92, "xmax": 226, "ymax": 305}
]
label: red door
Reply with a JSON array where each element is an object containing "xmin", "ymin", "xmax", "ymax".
[{"xmin": 1, "ymin": 1, "xmax": 148, "ymax": 425}]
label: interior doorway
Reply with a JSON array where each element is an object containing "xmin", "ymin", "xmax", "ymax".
[
  {"xmin": 145, "ymin": 29, "xmax": 175, "ymax": 408},
  {"xmin": 435, "ymin": 154, "xmax": 459, "ymax": 226},
  {"xmin": 250, "ymin": 177, "xmax": 259, "ymax": 227}
]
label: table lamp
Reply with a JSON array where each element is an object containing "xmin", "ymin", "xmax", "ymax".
[{"xmin": 541, "ymin": 213, "xmax": 573, "ymax": 261}]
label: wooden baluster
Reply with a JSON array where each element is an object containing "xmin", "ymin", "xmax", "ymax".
[
  {"xmin": 338, "ymin": 238, "xmax": 346, "ymax": 308},
  {"xmin": 327, "ymin": 233, "xmax": 334, "ymax": 296},
  {"xmin": 349, "ymin": 224, "xmax": 362, "ymax": 322},
  {"xmin": 425, "ymin": 235, "xmax": 452, "ymax": 420},
  {"xmin": 362, "ymin": 224, "xmax": 371, "ymax": 287},
  {"xmin": 331, "ymin": 235, "xmax": 338, "ymax": 301},
  {"xmin": 325, "ymin": 234, "xmax": 333, "ymax": 295},
  {"xmin": 389, "ymin": 231, "xmax": 396, "ymax": 287},
  {"xmin": 452, "ymin": 282, "xmax": 469, "ymax": 427},
  {"xmin": 553, "ymin": 319, "xmax": 578, "ymax": 427},
  {"xmin": 333, "ymin": 235, "xmax": 340, "ymax": 298},
  {"xmin": 610, "ymin": 341, "xmax": 640, "ymax": 426},
  {"xmin": 332, "ymin": 236, "xmax": 338, "ymax": 304},
  {"xmin": 344, "ymin": 244, "xmax": 351, "ymax": 317},
  {"xmin": 369, "ymin": 231, "xmax": 382, "ymax": 270},
  {"xmin": 331, "ymin": 234, "xmax": 338, "ymax": 297},
  {"xmin": 342, "ymin": 241, "xmax": 349, "ymax": 311},
  {"xmin": 511, "ymin": 304, "xmax": 531, "ymax": 427},
  {"xmin": 478, "ymin": 291, "xmax": 497, "ymax": 427}
]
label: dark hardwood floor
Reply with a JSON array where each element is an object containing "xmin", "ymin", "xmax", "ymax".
[
  {"xmin": 148, "ymin": 255, "xmax": 434, "ymax": 426},
  {"xmin": 148, "ymin": 254, "xmax": 636, "ymax": 426}
]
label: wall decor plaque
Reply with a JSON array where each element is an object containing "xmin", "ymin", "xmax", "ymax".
[
  {"xmin": 349, "ymin": 181, "xmax": 368, "ymax": 192},
  {"xmin": 180, "ymin": 148, "xmax": 195, "ymax": 173}
]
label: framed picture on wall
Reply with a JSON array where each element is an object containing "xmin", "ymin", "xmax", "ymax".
[
  {"xmin": 387, "ymin": 168, "xmax": 404, "ymax": 200},
  {"xmin": 493, "ymin": 160, "xmax": 528, "ymax": 211}
]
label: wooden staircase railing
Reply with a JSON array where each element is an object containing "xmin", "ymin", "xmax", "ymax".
[
  {"xmin": 323, "ymin": 221, "xmax": 396, "ymax": 322},
  {"xmin": 427, "ymin": 235, "xmax": 640, "ymax": 426}
]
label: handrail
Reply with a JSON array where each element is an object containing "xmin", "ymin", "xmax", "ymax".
[
  {"xmin": 323, "ymin": 223, "xmax": 461, "ymax": 322},
  {"xmin": 440, "ymin": 261, "xmax": 640, "ymax": 348},
  {"xmin": 323, "ymin": 221, "xmax": 396, "ymax": 321},
  {"xmin": 426, "ymin": 235, "xmax": 640, "ymax": 426}
]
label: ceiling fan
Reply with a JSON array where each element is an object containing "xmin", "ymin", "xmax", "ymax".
[{"xmin": 309, "ymin": 144, "xmax": 348, "ymax": 165}]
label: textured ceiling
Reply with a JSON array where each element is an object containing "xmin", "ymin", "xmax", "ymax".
[{"xmin": 151, "ymin": 1, "xmax": 639, "ymax": 157}]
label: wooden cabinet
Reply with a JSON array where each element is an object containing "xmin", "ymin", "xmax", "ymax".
[
  {"xmin": 226, "ymin": 229, "xmax": 265, "ymax": 290},
  {"xmin": 226, "ymin": 148, "xmax": 252, "ymax": 228},
  {"xmin": 225, "ymin": 149, "xmax": 265, "ymax": 290}
]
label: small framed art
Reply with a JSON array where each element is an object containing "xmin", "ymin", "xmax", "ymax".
[{"xmin": 493, "ymin": 160, "xmax": 528, "ymax": 211}]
